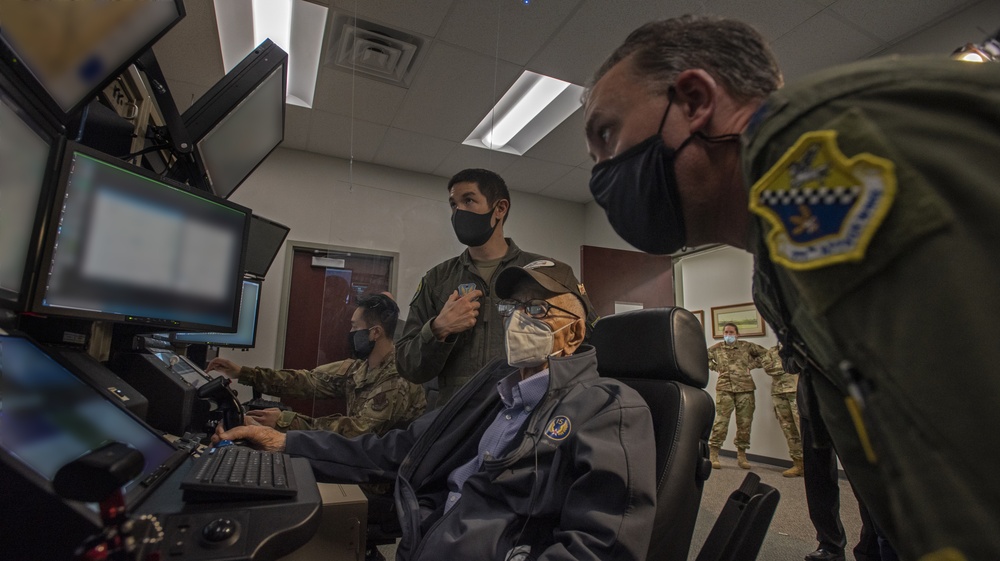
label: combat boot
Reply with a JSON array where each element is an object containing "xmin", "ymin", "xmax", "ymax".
[
  {"xmin": 737, "ymin": 449, "xmax": 751, "ymax": 469},
  {"xmin": 782, "ymin": 457, "xmax": 804, "ymax": 477},
  {"xmin": 710, "ymin": 447, "xmax": 721, "ymax": 470}
]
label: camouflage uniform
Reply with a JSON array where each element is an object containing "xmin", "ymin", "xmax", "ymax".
[
  {"xmin": 237, "ymin": 352, "xmax": 426, "ymax": 436},
  {"xmin": 707, "ymin": 340, "xmax": 767, "ymax": 450},
  {"xmin": 761, "ymin": 345, "xmax": 802, "ymax": 461}
]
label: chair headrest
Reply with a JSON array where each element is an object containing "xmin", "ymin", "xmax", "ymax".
[{"xmin": 592, "ymin": 307, "xmax": 709, "ymax": 389}]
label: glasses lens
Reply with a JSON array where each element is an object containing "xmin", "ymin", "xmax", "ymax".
[
  {"xmin": 525, "ymin": 300, "xmax": 549, "ymax": 318},
  {"xmin": 497, "ymin": 300, "xmax": 517, "ymax": 316}
]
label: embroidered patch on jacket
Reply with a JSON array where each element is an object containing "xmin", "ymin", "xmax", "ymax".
[
  {"xmin": 544, "ymin": 416, "xmax": 571, "ymax": 441},
  {"xmin": 748, "ymin": 130, "xmax": 896, "ymax": 271},
  {"xmin": 370, "ymin": 392, "xmax": 389, "ymax": 412}
]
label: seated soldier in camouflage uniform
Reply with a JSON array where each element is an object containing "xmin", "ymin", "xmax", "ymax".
[
  {"xmin": 707, "ymin": 322, "xmax": 768, "ymax": 470},
  {"xmin": 206, "ymin": 294, "xmax": 426, "ymax": 436},
  {"xmin": 761, "ymin": 343, "xmax": 803, "ymax": 477}
]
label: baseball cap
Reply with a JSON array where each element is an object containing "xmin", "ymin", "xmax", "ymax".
[{"xmin": 495, "ymin": 259, "xmax": 595, "ymax": 320}]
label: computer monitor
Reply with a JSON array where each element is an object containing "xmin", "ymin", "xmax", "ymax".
[
  {"xmin": 33, "ymin": 142, "xmax": 251, "ymax": 332},
  {"xmin": 179, "ymin": 39, "xmax": 287, "ymax": 199},
  {"xmin": 245, "ymin": 214, "xmax": 291, "ymax": 278},
  {"xmin": 0, "ymin": 1, "xmax": 184, "ymax": 121},
  {"xmin": 0, "ymin": 73, "xmax": 61, "ymax": 311},
  {"xmin": 0, "ymin": 333, "xmax": 187, "ymax": 512},
  {"xmin": 171, "ymin": 279, "xmax": 262, "ymax": 348}
]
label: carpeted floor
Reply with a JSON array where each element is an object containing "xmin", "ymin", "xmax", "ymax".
[{"xmin": 375, "ymin": 456, "xmax": 867, "ymax": 561}]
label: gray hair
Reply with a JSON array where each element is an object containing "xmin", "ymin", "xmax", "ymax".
[{"xmin": 587, "ymin": 15, "xmax": 782, "ymax": 103}]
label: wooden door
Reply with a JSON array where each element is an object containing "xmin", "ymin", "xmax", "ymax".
[{"xmin": 579, "ymin": 245, "xmax": 673, "ymax": 318}]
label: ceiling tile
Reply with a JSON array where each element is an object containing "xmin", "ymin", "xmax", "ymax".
[
  {"xmin": 282, "ymin": 105, "xmax": 312, "ymax": 151},
  {"xmin": 526, "ymin": 0, "xmax": 702, "ymax": 85},
  {"xmin": 538, "ymin": 167, "xmax": 593, "ymax": 203},
  {"xmin": 154, "ymin": 0, "xmax": 225, "ymax": 87},
  {"xmin": 306, "ymin": 111, "xmax": 388, "ymax": 161},
  {"xmin": 770, "ymin": 11, "xmax": 881, "ymax": 81},
  {"xmin": 523, "ymin": 110, "xmax": 591, "ymax": 167},
  {"xmin": 500, "ymin": 158, "xmax": 575, "ymax": 194},
  {"xmin": 432, "ymin": 144, "xmax": 520, "ymax": 179},
  {"xmin": 327, "ymin": 0, "xmax": 455, "ymax": 36},
  {"xmin": 311, "ymin": 69, "xmax": 407, "ymax": 125},
  {"xmin": 165, "ymin": 79, "xmax": 210, "ymax": 114},
  {"xmin": 437, "ymin": 0, "xmax": 582, "ymax": 66},
  {"xmin": 372, "ymin": 128, "xmax": 458, "ymax": 174},
  {"xmin": 829, "ymin": 0, "xmax": 973, "ymax": 43},
  {"xmin": 699, "ymin": 0, "xmax": 825, "ymax": 41},
  {"xmin": 392, "ymin": 41, "xmax": 521, "ymax": 141},
  {"xmin": 879, "ymin": 0, "xmax": 1000, "ymax": 56}
]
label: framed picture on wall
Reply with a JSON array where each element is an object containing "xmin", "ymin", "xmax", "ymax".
[
  {"xmin": 690, "ymin": 309, "xmax": 705, "ymax": 329},
  {"xmin": 710, "ymin": 302, "xmax": 766, "ymax": 338}
]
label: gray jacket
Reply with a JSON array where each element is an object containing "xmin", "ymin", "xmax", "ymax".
[{"xmin": 285, "ymin": 345, "xmax": 657, "ymax": 560}]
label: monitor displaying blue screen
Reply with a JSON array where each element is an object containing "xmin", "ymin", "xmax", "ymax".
[
  {"xmin": 171, "ymin": 279, "xmax": 261, "ymax": 348},
  {"xmin": 35, "ymin": 144, "xmax": 250, "ymax": 331},
  {"xmin": 0, "ymin": 334, "xmax": 182, "ymax": 506}
]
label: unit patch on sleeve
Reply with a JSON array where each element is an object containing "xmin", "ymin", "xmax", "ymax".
[
  {"xmin": 748, "ymin": 130, "xmax": 896, "ymax": 271},
  {"xmin": 544, "ymin": 416, "xmax": 571, "ymax": 441}
]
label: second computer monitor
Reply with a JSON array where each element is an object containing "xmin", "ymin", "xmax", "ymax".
[
  {"xmin": 33, "ymin": 142, "xmax": 251, "ymax": 332},
  {"xmin": 171, "ymin": 278, "xmax": 261, "ymax": 348}
]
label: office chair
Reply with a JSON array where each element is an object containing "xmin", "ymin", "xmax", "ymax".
[
  {"xmin": 592, "ymin": 307, "xmax": 716, "ymax": 561},
  {"xmin": 695, "ymin": 472, "xmax": 780, "ymax": 561}
]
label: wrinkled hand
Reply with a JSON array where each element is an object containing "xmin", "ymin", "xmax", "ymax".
[
  {"xmin": 246, "ymin": 407, "xmax": 281, "ymax": 428},
  {"xmin": 205, "ymin": 357, "xmax": 242, "ymax": 378},
  {"xmin": 430, "ymin": 289, "xmax": 483, "ymax": 340},
  {"xmin": 212, "ymin": 423, "xmax": 286, "ymax": 452}
]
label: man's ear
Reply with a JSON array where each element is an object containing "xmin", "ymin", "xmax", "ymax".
[
  {"xmin": 672, "ymin": 68, "xmax": 718, "ymax": 134},
  {"xmin": 494, "ymin": 198, "xmax": 509, "ymax": 222},
  {"xmin": 563, "ymin": 317, "xmax": 587, "ymax": 354}
]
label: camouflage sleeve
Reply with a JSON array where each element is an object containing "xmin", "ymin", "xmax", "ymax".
[
  {"xmin": 395, "ymin": 272, "xmax": 458, "ymax": 384},
  {"xmin": 275, "ymin": 410, "xmax": 326, "ymax": 432},
  {"xmin": 237, "ymin": 359, "xmax": 355, "ymax": 399},
  {"xmin": 707, "ymin": 345, "xmax": 719, "ymax": 371},
  {"xmin": 311, "ymin": 378, "xmax": 427, "ymax": 438}
]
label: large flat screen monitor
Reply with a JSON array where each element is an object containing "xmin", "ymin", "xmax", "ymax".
[
  {"xmin": 0, "ymin": 333, "xmax": 187, "ymax": 512},
  {"xmin": 33, "ymin": 142, "xmax": 251, "ymax": 332},
  {"xmin": 171, "ymin": 279, "xmax": 261, "ymax": 349},
  {"xmin": 0, "ymin": 73, "xmax": 61, "ymax": 311},
  {"xmin": 0, "ymin": 1, "xmax": 184, "ymax": 121},
  {"xmin": 179, "ymin": 39, "xmax": 287, "ymax": 199},
  {"xmin": 245, "ymin": 214, "xmax": 290, "ymax": 278}
]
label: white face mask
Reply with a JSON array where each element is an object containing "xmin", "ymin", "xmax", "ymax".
[
  {"xmin": 504, "ymin": 310, "xmax": 572, "ymax": 368},
  {"xmin": 723, "ymin": 335, "xmax": 737, "ymax": 344}
]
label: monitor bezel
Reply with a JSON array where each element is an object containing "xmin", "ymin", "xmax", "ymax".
[
  {"xmin": 170, "ymin": 278, "xmax": 262, "ymax": 349},
  {"xmin": 0, "ymin": 0, "xmax": 185, "ymax": 125},
  {"xmin": 31, "ymin": 141, "xmax": 252, "ymax": 333},
  {"xmin": 0, "ymin": 71, "xmax": 65, "ymax": 312},
  {"xmin": 180, "ymin": 39, "xmax": 288, "ymax": 199},
  {"xmin": 245, "ymin": 214, "xmax": 291, "ymax": 279},
  {"xmin": 0, "ymin": 331, "xmax": 191, "ymax": 524}
]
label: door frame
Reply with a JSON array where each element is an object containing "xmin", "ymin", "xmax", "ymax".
[{"xmin": 274, "ymin": 240, "xmax": 399, "ymax": 368}]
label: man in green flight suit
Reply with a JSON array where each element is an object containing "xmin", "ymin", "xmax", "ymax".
[
  {"xmin": 206, "ymin": 293, "xmax": 426, "ymax": 436},
  {"xmin": 583, "ymin": 14, "xmax": 1000, "ymax": 561},
  {"xmin": 762, "ymin": 343, "xmax": 803, "ymax": 477},
  {"xmin": 707, "ymin": 322, "xmax": 767, "ymax": 470},
  {"xmin": 396, "ymin": 168, "xmax": 595, "ymax": 407}
]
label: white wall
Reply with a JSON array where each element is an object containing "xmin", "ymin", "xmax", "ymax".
[
  {"xmin": 219, "ymin": 147, "xmax": 586, "ymax": 371},
  {"xmin": 676, "ymin": 246, "xmax": 794, "ymax": 463}
]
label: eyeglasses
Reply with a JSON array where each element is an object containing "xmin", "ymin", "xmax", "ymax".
[{"xmin": 497, "ymin": 298, "xmax": 580, "ymax": 319}]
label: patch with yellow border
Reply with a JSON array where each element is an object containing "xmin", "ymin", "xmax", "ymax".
[
  {"xmin": 748, "ymin": 131, "xmax": 896, "ymax": 271},
  {"xmin": 544, "ymin": 416, "xmax": 571, "ymax": 441}
]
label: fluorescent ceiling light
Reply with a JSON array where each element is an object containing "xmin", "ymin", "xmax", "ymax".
[
  {"xmin": 465, "ymin": 71, "xmax": 584, "ymax": 156},
  {"xmin": 215, "ymin": 0, "xmax": 327, "ymax": 108}
]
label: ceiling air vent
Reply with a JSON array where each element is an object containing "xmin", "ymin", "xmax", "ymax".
[{"xmin": 325, "ymin": 13, "xmax": 426, "ymax": 88}]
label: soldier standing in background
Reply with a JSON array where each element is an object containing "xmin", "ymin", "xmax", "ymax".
[
  {"xmin": 762, "ymin": 343, "xmax": 804, "ymax": 477},
  {"xmin": 707, "ymin": 322, "xmax": 768, "ymax": 469}
]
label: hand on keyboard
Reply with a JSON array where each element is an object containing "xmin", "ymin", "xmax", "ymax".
[{"xmin": 213, "ymin": 423, "xmax": 287, "ymax": 453}]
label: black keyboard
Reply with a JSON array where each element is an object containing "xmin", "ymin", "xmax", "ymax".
[
  {"xmin": 243, "ymin": 397, "xmax": 292, "ymax": 411},
  {"xmin": 180, "ymin": 446, "xmax": 297, "ymax": 501}
]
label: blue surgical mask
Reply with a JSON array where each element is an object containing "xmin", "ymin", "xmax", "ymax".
[{"xmin": 723, "ymin": 335, "xmax": 737, "ymax": 345}]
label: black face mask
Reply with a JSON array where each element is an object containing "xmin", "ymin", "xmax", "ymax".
[
  {"xmin": 349, "ymin": 328, "xmax": 375, "ymax": 359},
  {"xmin": 452, "ymin": 205, "xmax": 498, "ymax": 247},
  {"xmin": 588, "ymin": 95, "xmax": 738, "ymax": 255}
]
